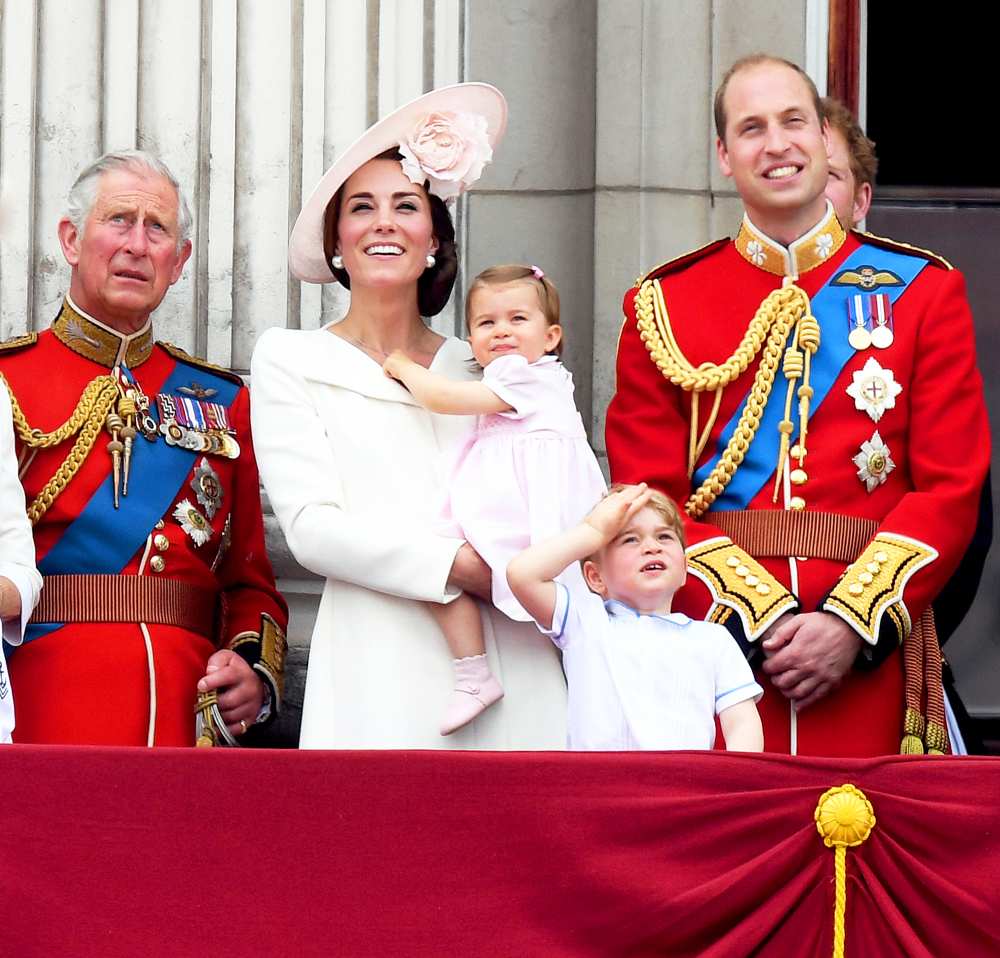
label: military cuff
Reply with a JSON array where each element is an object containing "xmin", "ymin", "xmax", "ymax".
[
  {"xmin": 823, "ymin": 533, "xmax": 937, "ymax": 646},
  {"xmin": 686, "ymin": 537, "xmax": 798, "ymax": 642},
  {"xmin": 229, "ymin": 612, "xmax": 288, "ymax": 723}
]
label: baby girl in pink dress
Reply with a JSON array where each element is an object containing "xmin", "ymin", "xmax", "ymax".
[{"xmin": 383, "ymin": 265, "xmax": 606, "ymax": 735}]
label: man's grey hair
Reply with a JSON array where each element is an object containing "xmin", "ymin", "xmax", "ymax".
[{"xmin": 65, "ymin": 149, "xmax": 193, "ymax": 248}]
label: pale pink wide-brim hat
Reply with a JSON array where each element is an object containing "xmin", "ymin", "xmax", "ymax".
[{"xmin": 288, "ymin": 82, "xmax": 507, "ymax": 284}]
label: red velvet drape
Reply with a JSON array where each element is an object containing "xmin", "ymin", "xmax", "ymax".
[{"xmin": 2, "ymin": 747, "xmax": 997, "ymax": 957}]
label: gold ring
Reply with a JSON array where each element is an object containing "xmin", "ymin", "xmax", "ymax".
[{"xmin": 239, "ymin": 719, "xmax": 248, "ymax": 734}]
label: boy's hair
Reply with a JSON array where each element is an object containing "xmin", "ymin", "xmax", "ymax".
[
  {"xmin": 583, "ymin": 484, "xmax": 687, "ymax": 572},
  {"xmin": 607, "ymin": 483, "xmax": 686, "ymax": 548},
  {"xmin": 465, "ymin": 264, "xmax": 562, "ymax": 355}
]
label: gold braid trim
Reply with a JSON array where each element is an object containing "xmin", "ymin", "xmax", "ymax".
[
  {"xmin": 634, "ymin": 278, "xmax": 811, "ymax": 518},
  {"xmin": 3, "ymin": 373, "xmax": 121, "ymax": 524}
]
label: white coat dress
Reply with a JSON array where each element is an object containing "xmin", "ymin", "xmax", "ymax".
[{"xmin": 250, "ymin": 327, "xmax": 567, "ymax": 749}]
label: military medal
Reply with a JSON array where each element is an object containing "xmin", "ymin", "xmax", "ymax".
[
  {"xmin": 846, "ymin": 295, "xmax": 872, "ymax": 350},
  {"xmin": 852, "ymin": 430, "xmax": 895, "ymax": 492},
  {"xmin": 846, "ymin": 357, "xmax": 902, "ymax": 423},
  {"xmin": 156, "ymin": 392, "xmax": 240, "ymax": 459},
  {"xmin": 191, "ymin": 458, "xmax": 223, "ymax": 518},
  {"xmin": 869, "ymin": 293, "xmax": 894, "ymax": 349},
  {"xmin": 173, "ymin": 498, "xmax": 213, "ymax": 546}
]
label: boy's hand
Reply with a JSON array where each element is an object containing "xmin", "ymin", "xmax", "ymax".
[
  {"xmin": 584, "ymin": 483, "xmax": 650, "ymax": 542},
  {"xmin": 383, "ymin": 350, "xmax": 414, "ymax": 381}
]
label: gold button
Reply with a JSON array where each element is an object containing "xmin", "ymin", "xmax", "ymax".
[
  {"xmin": 790, "ymin": 444, "xmax": 804, "ymax": 460},
  {"xmin": 866, "ymin": 562, "xmax": 880, "ymax": 575},
  {"xmin": 849, "ymin": 583, "xmax": 864, "ymax": 595},
  {"xmin": 756, "ymin": 583, "xmax": 771, "ymax": 595},
  {"xmin": 735, "ymin": 565, "xmax": 749, "ymax": 578},
  {"xmin": 789, "ymin": 496, "xmax": 806, "ymax": 511},
  {"xmin": 150, "ymin": 556, "xmax": 166, "ymax": 573},
  {"xmin": 154, "ymin": 520, "xmax": 165, "ymax": 530},
  {"xmin": 874, "ymin": 551, "xmax": 889, "ymax": 564},
  {"xmin": 745, "ymin": 574, "xmax": 760, "ymax": 587},
  {"xmin": 153, "ymin": 534, "xmax": 169, "ymax": 551},
  {"xmin": 726, "ymin": 556, "xmax": 741, "ymax": 568},
  {"xmin": 790, "ymin": 468, "xmax": 808, "ymax": 485},
  {"xmin": 859, "ymin": 572, "xmax": 873, "ymax": 585}
]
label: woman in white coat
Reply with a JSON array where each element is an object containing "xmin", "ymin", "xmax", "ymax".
[
  {"xmin": 0, "ymin": 377, "xmax": 43, "ymax": 743},
  {"xmin": 251, "ymin": 84, "xmax": 567, "ymax": 748}
]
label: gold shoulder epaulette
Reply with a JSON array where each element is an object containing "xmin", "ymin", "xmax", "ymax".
[
  {"xmin": 0, "ymin": 332, "xmax": 38, "ymax": 354},
  {"xmin": 634, "ymin": 238, "xmax": 730, "ymax": 288},
  {"xmin": 158, "ymin": 341, "xmax": 244, "ymax": 386},
  {"xmin": 852, "ymin": 229, "xmax": 953, "ymax": 270}
]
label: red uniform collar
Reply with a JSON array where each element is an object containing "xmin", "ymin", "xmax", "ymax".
[
  {"xmin": 734, "ymin": 202, "xmax": 847, "ymax": 279},
  {"xmin": 51, "ymin": 297, "xmax": 155, "ymax": 368}
]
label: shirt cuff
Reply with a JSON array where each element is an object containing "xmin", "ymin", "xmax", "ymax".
[
  {"xmin": 715, "ymin": 680, "xmax": 764, "ymax": 714},
  {"xmin": 0, "ymin": 567, "xmax": 39, "ymax": 646}
]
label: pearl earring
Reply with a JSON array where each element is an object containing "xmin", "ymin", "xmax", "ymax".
[
  {"xmin": 425, "ymin": 253, "xmax": 436, "ymax": 269},
  {"xmin": 331, "ymin": 254, "xmax": 344, "ymax": 270}
]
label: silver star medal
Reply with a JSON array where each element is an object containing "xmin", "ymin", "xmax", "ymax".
[
  {"xmin": 852, "ymin": 431, "xmax": 895, "ymax": 492},
  {"xmin": 173, "ymin": 498, "xmax": 214, "ymax": 546},
  {"xmin": 191, "ymin": 458, "xmax": 223, "ymax": 519},
  {"xmin": 846, "ymin": 358, "xmax": 903, "ymax": 423}
]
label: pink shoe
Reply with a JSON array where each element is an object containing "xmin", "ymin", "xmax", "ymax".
[{"xmin": 439, "ymin": 654, "xmax": 504, "ymax": 736}]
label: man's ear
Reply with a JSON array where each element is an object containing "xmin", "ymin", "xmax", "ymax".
[
  {"xmin": 57, "ymin": 217, "xmax": 82, "ymax": 267},
  {"xmin": 169, "ymin": 240, "xmax": 193, "ymax": 285},
  {"xmin": 582, "ymin": 559, "xmax": 607, "ymax": 598},
  {"xmin": 852, "ymin": 182, "xmax": 873, "ymax": 225},
  {"xmin": 716, "ymin": 136, "xmax": 732, "ymax": 179}
]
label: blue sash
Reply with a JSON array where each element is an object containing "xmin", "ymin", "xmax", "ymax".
[
  {"xmin": 692, "ymin": 243, "xmax": 927, "ymax": 512},
  {"xmin": 11, "ymin": 361, "xmax": 239, "ymax": 653}
]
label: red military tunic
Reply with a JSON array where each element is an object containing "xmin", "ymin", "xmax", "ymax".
[
  {"xmin": 0, "ymin": 299, "xmax": 287, "ymax": 746},
  {"xmin": 607, "ymin": 206, "xmax": 990, "ymax": 756}
]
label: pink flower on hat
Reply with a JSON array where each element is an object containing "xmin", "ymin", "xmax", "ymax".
[{"xmin": 399, "ymin": 110, "xmax": 493, "ymax": 200}]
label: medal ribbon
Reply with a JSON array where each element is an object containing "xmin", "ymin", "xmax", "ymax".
[{"xmin": 693, "ymin": 243, "xmax": 928, "ymax": 512}]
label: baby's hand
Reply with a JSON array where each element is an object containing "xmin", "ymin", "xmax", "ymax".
[
  {"xmin": 382, "ymin": 350, "xmax": 412, "ymax": 381},
  {"xmin": 585, "ymin": 483, "xmax": 651, "ymax": 541}
]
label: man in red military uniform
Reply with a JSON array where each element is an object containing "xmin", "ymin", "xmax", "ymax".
[
  {"xmin": 606, "ymin": 55, "xmax": 990, "ymax": 756},
  {"xmin": 0, "ymin": 150, "xmax": 287, "ymax": 746}
]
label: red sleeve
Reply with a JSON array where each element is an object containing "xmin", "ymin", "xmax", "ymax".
[
  {"xmin": 216, "ymin": 386, "xmax": 289, "ymax": 701},
  {"xmin": 823, "ymin": 267, "xmax": 991, "ymax": 645}
]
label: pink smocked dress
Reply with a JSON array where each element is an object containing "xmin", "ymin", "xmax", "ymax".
[{"xmin": 442, "ymin": 354, "xmax": 607, "ymax": 621}]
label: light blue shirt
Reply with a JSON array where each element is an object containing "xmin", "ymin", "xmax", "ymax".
[{"xmin": 543, "ymin": 584, "xmax": 762, "ymax": 750}]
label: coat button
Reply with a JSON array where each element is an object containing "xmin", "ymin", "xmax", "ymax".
[
  {"xmin": 150, "ymin": 556, "xmax": 166, "ymax": 573},
  {"xmin": 154, "ymin": 534, "xmax": 169, "ymax": 551}
]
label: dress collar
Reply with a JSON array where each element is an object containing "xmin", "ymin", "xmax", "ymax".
[
  {"xmin": 52, "ymin": 296, "xmax": 155, "ymax": 368},
  {"xmin": 604, "ymin": 598, "xmax": 691, "ymax": 626},
  {"xmin": 734, "ymin": 201, "xmax": 846, "ymax": 278}
]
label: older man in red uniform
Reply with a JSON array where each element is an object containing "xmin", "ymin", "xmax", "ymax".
[
  {"xmin": 0, "ymin": 150, "xmax": 287, "ymax": 746},
  {"xmin": 607, "ymin": 56, "xmax": 989, "ymax": 756}
]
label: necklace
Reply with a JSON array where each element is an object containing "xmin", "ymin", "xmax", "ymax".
[{"xmin": 332, "ymin": 330, "xmax": 391, "ymax": 362}]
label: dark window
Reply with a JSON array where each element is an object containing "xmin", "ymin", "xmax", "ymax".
[{"xmin": 865, "ymin": 8, "xmax": 997, "ymax": 189}]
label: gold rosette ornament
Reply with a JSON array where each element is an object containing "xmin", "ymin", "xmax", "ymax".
[{"xmin": 815, "ymin": 784, "xmax": 876, "ymax": 958}]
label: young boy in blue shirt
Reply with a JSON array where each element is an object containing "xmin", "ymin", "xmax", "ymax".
[{"xmin": 507, "ymin": 483, "xmax": 763, "ymax": 751}]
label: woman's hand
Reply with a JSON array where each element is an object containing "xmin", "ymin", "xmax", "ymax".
[
  {"xmin": 383, "ymin": 349, "xmax": 415, "ymax": 382},
  {"xmin": 447, "ymin": 542, "xmax": 493, "ymax": 601}
]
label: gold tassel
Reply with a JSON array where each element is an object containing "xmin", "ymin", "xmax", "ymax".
[{"xmin": 815, "ymin": 784, "xmax": 876, "ymax": 958}]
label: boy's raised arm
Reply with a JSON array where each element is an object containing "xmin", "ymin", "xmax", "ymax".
[{"xmin": 507, "ymin": 484, "xmax": 650, "ymax": 628}]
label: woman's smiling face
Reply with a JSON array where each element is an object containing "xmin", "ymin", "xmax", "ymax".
[{"xmin": 335, "ymin": 158, "xmax": 438, "ymax": 291}]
